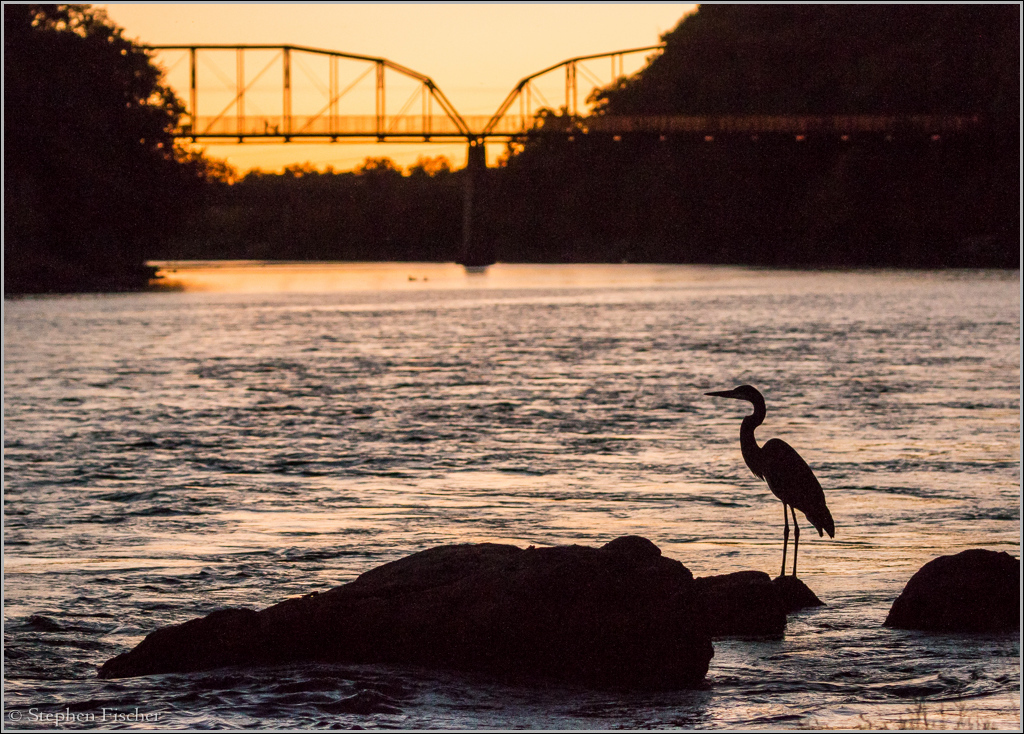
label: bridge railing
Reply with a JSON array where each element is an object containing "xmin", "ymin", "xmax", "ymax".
[
  {"xmin": 180, "ymin": 114, "xmax": 541, "ymax": 139},
  {"xmin": 178, "ymin": 112, "xmax": 983, "ymax": 140},
  {"xmin": 581, "ymin": 114, "xmax": 982, "ymax": 136}
]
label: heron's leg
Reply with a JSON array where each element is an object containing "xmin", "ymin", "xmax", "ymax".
[
  {"xmin": 781, "ymin": 503, "xmax": 789, "ymax": 578},
  {"xmin": 790, "ymin": 505, "xmax": 801, "ymax": 577}
]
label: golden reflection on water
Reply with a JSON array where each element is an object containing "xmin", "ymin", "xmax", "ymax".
[
  {"xmin": 5, "ymin": 266, "xmax": 1018, "ymax": 728},
  {"xmin": 149, "ymin": 261, "xmax": 749, "ymax": 293}
]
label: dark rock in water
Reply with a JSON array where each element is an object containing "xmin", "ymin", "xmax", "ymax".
[
  {"xmin": 693, "ymin": 571, "xmax": 787, "ymax": 636},
  {"xmin": 98, "ymin": 536, "xmax": 713, "ymax": 688},
  {"xmin": 689, "ymin": 572, "xmax": 824, "ymax": 636},
  {"xmin": 773, "ymin": 575, "xmax": 825, "ymax": 613},
  {"xmin": 101, "ymin": 608, "xmax": 263, "ymax": 677},
  {"xmin": 884, "ymin": 549, "xmax": 1020, "ymax": 632}
]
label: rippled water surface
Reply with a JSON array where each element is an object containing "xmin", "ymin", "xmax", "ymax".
[{"xmin": 4, "ymin": 263, "xmax": 1020, "ymax": 729}]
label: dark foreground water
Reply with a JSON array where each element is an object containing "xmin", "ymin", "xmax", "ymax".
[{"xmin": 4, "ymin": 264, "xmax": 1020, "ymax": 729}]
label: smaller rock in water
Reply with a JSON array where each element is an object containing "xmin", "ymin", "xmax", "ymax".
[
  {"xmin": 693, "ymin": 571, "xmax": 787, "ymax": 636},
  {"xmin": 884, "ymin": 549, "xmax": 1019, "ymax": 632},
  {"xmin": 773, "ymin": 575, "xmax": 825, "ymax": 613}
]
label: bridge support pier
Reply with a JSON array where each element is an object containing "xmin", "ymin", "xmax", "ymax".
[{"xmin": 458, "ymin": 138, "xmax": 494, "ymax": 267}]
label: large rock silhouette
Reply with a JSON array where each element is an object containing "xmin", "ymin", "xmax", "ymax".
[
  {"xmin": 99, "ymin": 536, "xmax": 716, "ymax": 688},
  {"xmin": 884, "ymin": 549, "xmax": 1019, "ymax": 632}
]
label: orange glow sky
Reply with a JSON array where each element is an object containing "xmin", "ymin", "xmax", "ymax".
[{"xmin": 102, "ymin": 3, "xmax": 696, "ymax": 173}]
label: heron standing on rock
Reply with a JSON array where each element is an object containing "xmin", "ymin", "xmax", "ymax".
[{"xmin": 706, "ymin": 385, "xmax": 834, "ymax": 577}]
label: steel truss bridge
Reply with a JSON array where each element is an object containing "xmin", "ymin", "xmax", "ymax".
[
  {"xmin": 149, "ymin": 43, "xmax": 983, "ymax": 265},
  {"xmin": 149, "ymin": 44, "xmax": 668, "ymax": 143},
  {"xmin": 149, "ymin": 44, "xmax": 980, "ymax": 145}
]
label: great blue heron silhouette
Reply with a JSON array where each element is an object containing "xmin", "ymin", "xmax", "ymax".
[{"xmin": 706, "ymin": 385, "xmax": 834, "ymax": 577}]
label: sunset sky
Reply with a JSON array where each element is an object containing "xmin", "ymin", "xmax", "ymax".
[{"xmin": 102, "ymin": 3, "xmax": 696, "ymax": 173}]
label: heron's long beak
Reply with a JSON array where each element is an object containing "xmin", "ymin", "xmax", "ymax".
[{"xmin": 705, "ymin": 389, "xmax": 739, "ymax": 399}]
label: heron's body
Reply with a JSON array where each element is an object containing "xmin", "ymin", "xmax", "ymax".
[{"xmin": 707, "ymin": 385, "xmax": 834, "ymax": 577}]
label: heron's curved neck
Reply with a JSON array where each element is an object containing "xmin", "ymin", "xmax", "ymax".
[{"xmin": 740, "ymin": 401, "xmax": 766, "ymax": 479}]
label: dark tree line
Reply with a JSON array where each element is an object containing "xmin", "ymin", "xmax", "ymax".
[
  {"xmin": 156, "ymin": 157, "xmax": 463, "ymax": 262},
  {"xmin": 482, "ymin": 124, "xmax": 1015, "ymax": 268},
  {"xmin": 4, "ymin": 4, "xmax": 213, "ymax": 294},
  {"xmin": 486, "ymin": 3, "xmax": 1018, "ymax": 268},
  {"xmin": 595, "ymin": 4, "xmax": 1018, "ymax": 119}
]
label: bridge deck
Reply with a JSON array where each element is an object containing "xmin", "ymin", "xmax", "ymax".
[{"xmin": 179, "ymin": 113, "xmax": 982, "ymax": 141}]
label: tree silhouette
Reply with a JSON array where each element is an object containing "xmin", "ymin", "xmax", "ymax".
[
  {"xmin": 495, "ymin": 3, "xmax": 1019, "ymax": 268},
  {"xmin": 4, "ymin": 4, "xmax": 212, "ymax": 293}
]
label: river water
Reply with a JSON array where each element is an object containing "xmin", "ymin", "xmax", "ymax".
[{"xmin": 3, "ymin": 263, "xmax": 1020, "ymax": 729}]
